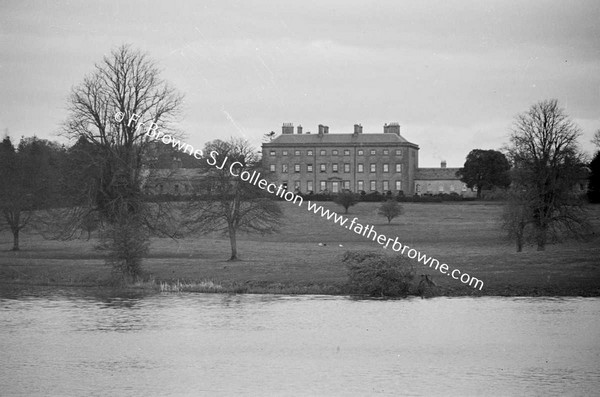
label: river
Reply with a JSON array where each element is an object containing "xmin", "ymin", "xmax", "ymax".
[{"xmin": 1, "ymin": 287, "xmax": 599, "ymax": 396}]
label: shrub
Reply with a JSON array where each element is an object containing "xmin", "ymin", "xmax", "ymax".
[
  {"xmin": 396, "ymin": 195, "xmax": 443, "ymax": 203},
  {"xmin": 343, "ymin": 251, "xmax": 415, "ymax": 297},
  {"xmin": 333, "ymin": 191, "xmax": 359, "ymax": 213},
  {"xmin": 360, "ymin": 191, "xmax": 385, "ymax": 202},
  {"xmin": 378, "ymin": 199, "xmax": 404, "ymax": 223}
]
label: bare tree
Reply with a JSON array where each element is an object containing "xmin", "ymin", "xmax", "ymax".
[
  {"xmin": 592, "ymin": 129, "xmax": 600, "ymax": 149},
  {"xmin": 507, "ymin": 99, "xmax": 592, "ymax": 251},
  {"xmin": 501, "ymin": 187, "xmax": 534, "ymax": 252},
  {"xmin": 60, "ymin": 44, "xmax": 184, "ymax": 280},
  {"xmin": 185, "ymin": 138, "xmax": 282, "ymax": 261}
]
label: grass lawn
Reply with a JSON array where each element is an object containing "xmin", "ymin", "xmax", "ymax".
[{"xmin": 1, "ymin": 201, "xmax": 599, "ymax": 296}]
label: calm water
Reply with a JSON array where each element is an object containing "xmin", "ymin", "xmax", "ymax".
[{"xmin": 0, "ymin": 287, "xmax": 599, "ymax": 396}]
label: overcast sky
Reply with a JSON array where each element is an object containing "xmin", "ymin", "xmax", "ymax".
[{"xmin": 1, "ymin": 0, "xmax": 599, "ymax": 167}]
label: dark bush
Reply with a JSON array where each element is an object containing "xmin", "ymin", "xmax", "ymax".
[
  {"xmin": 396, "ymin": 195, "xmax": 443, "ymax": 203},
  {"xmin": 299, "ymin": 192, "xmax": 332, "ymax": 201},
  {"xmin": 343, "ymin": 251, "xmax": 415, "ymax": 297},
  {"xmin": 333, "ymin": 191, "xmax": 359, "ymax": 213},
  {"xmin": 360, "ymin": 191, "xmax": 385, "ymax": 202}
]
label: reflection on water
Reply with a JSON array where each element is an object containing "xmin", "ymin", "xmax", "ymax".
[{"xmin": 0, "ymin": 286, "xmax": 599, "ymax": 396}]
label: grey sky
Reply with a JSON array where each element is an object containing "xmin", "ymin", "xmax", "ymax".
[{"xmin": 1, "ymin": 0, "xmax": 599, "ymax": 166}]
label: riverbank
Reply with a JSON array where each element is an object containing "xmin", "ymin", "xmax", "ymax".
[{"xmin": 1, "ymin": 202, "xmax": 599, "ymax": 297}]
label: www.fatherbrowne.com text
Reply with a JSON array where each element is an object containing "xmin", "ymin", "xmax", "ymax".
[{"xmin": 118, "ymin": 111, "xmax": 484, "ymax": 290}]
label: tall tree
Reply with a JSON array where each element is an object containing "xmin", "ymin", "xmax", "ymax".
[
  {"xmin": 588, "ymin": 151, "xmax": 600, "ymax": 203},
  {"xmin": 0, "ymin": 136, "xmax": 64, "ymax": 250},
  {"xmin": 185, "ymin": 138, "xmax": 282, "ymax": 261},
  {"xmin": 60, "ymin": 44, "xmax": 183, "ymax": 280},
  {"xmin": 507, "ymin": 99, "xmax": 591, "ymax": 251},
  {"xmin": 456, "ymin": 149, "xmax": 511, "ymax": 198}
]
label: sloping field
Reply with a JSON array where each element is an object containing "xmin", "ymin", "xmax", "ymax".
[{"xmin": 1, "ymin": 201, "xmax": 599, "ymax": 296}]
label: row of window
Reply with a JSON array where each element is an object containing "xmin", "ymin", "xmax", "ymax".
[
  {"xmin": 284, "ymin": 180, "xmax": 403, "ymax": 193},
  {"xmin": 269, "ymin": 149, "xmax": 403, "ymax": 157},
  {"xmin": 272, "ymin": 163, "xmax": 403, "ymax": 174},
  {"xmin": 415, "ymin": 183, "xmax": 468, "ymax": 192}
]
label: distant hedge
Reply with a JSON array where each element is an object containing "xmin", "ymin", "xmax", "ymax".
[{"xmin": 298, "ymin": 191, "xmax": 475, "ymax": 202}]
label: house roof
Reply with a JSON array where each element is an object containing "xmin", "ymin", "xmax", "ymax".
[
  {"xmin": 263, "ymin": 132, "xmax": 418, "ymax": 148},
  {"xmin": 415, "ymin": 168, "xmax": 461, "ymax": 180}
]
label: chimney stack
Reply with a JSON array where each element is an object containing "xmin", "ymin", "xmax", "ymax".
[
  {"xmin": 297, "ymin": 125, "xmax": 303, "ymax": 134},
  {"xmin": 441, "ymin": 160, "xmax": 447, "ymax": 168},
  {"xmin": 353, "ymin": 124, "xmax": 363, "ymax": 135},
  {"xmin": 383, "ymin": 122, "xmax": 401, "ymax": 136},
  {"xmin": 282, "ymin": 123, "xmax": 294, "ymax": 135},
  {"xmin": 318, "ymin": 124, "xmax": 329, "ymax": 135}
]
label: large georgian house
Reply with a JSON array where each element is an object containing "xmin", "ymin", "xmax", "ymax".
[{"xmin": 261, "ymin": 123, "xmax": 476, "ymax": 197}]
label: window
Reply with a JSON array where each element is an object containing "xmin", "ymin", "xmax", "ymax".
[
  {"xmin": 307, "ymin": 150, "xmax": 313, "ymax": 156},
  {"xmin": 439, "ymin": 185, "xmax": 444, "ymax": 192},
  {"xmin": 357, "ymin": 164, "xmax": 364, "ymax": 173},
  {"xmin": 332, "ymin": 150, "xmax": 338, "ymax": 155},
  {"xmin": 332, "ymin": 164, "xmax": 338, "ymax": 173},
  {"xmin": 294, "ymin": 180, "xmax": 301, "ymax": 190},
  {"xmin": 383, "ymin": 181, "xmax": 389, "ymax": 191},
  {"xmin": 320, "ymin": 181, "xmax": 327, "ymax": 191},
  {"xmin": 283, "ymin": 150, "xmax": 288, "ymax": 156},
  {"xmin": 450, "ymin": 184, "xmax": 455, "ymax": 192},
  {"xmin": 357, "ymin": 180, "xmax": 364, "ymax": 191},
  {"xmin": 282, "ymin": 164, "xmax": 288, "ymax": 173},
  {"xmin": 427, "ymin": 183, "xmax": 433, "ymax": 192},
  {"xmin": 320, "ymin": 150, "xmax": 326, "ymax": 156},
  {"xmin": 269, "ymin": 164, "xmax": 275, "ymax": 172},
  {"xmin": 395, "ymin": 181, "xmax": 402, "ymax": 191},
  {"xmin": 294, "ymin": 150, "xmax": 300, "ymax": 156},
  {"xmin": 332, "ymin": 181, "xmax": 339, "ymax": 193},
  {"xmin": 307, "ymin": 181, "xmax": 313, "ymax": 192},
  {"xmin": 396, "ymin": 164, "xmax": 402, "ymax": 173},
  {"xmin": 395, "ymin": 149, "xmax": 402, "ymax": 156},
  {"xmin": 269, "ymin": 150, "xmax": 276, "ymax": 156},
  {"xmin": 344, "ymin": 149, "xmax": 350, "ymax": 156},
  {"xmin": 370, "ymin": 149, "xmax": 376, "ymax": 155},
  {"xmin": 282, "ymin": 181, "xmax": 288, "ymax": 189},
  {"xmin": 370, "ymin": 180, "xmax": 377, "ymax": 191},
  {"xmin": 320, "ymin": 164, "xmax": 326, "ymax": 173},
  {"xmin": 343, "ymin": 180, "xmax": 350, "ymax": 190},
  {"xmin": 415, "ymin": 183, "xmax": 420, "ymax": 193},
  {"xmin": 383, "ymin": 164, "xmax": 389, "ymax": 172},
  {"xmin": 370, "ymin": 164, "xmax": 376, "ymax": 173},
  {"xmin": 307, "ymin": 164, "xmax": 313, "ymax": 172},
  {"xmin": 358, "ymin": 149, "xmax": 364, "ymax": 155},
  {"xmin": 344, "ymin": 163, "xmax": 350, "ymax": 173},
  {"xmin": 462, "ymin": 184, "xmax": 467, "ymax": 192},
  {"xmin": 383, "ymin": 149, "xmax": 389, "ymax": 155},
  {"xmin": 294, "ymin": 164, "xmax": 300, "ymax": 173}
]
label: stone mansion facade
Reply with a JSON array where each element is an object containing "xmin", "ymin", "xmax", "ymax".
[{"xmin": 261, "ymin": 123, "xmax": 476, "ymax": 197}]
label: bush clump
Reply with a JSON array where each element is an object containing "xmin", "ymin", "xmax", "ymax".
[{"xmin": 343, "ymin": 251, "xmax": 415, "ymax": 297}]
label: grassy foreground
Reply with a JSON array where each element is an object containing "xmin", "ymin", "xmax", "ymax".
[{"xmin": 1, "ymin": 202, "xmax": 599, "ymax": 297}]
